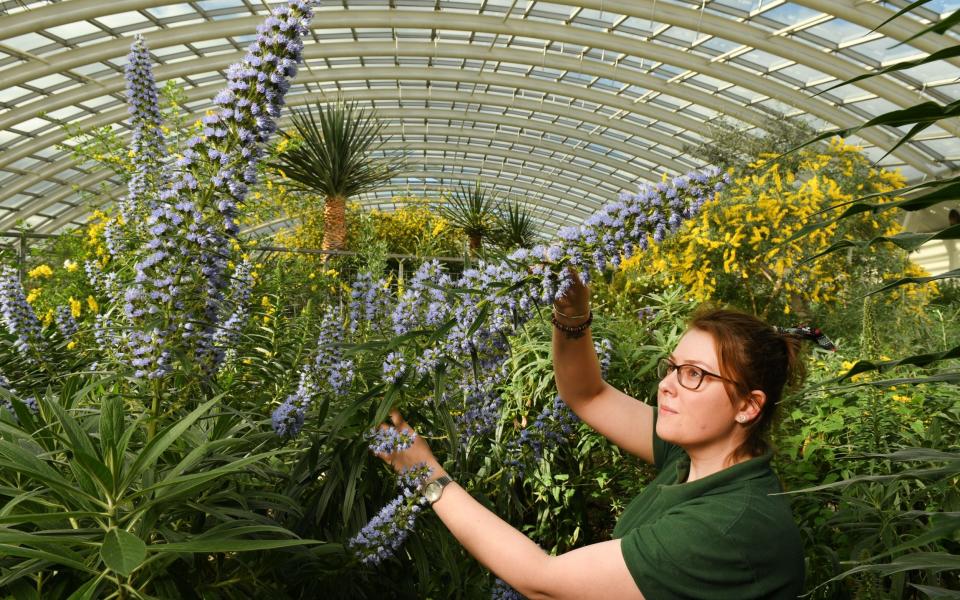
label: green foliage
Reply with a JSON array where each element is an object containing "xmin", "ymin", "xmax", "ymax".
[
  {"xmin": 270, "ymin": 100, "xmax": 404, "ymax": 200},
  {"xmin": 493, "ymin": 201, "xmax": 540, "ymax": 251},
  {"xmin": 436, "ymin": 182, "xmax": 500, "ymax": 253},
  {"xmin": 0, "ymin": 380, "xmax": 323, "ymax": 598}
]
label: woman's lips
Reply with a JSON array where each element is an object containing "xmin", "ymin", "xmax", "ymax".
[{"xmin": 659, "ymin": 405, "xmax": 677, "ymax": 415}]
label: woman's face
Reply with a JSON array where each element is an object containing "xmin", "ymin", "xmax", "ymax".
[{"xmin": 655, "ymin": 328, "xmax": 742, "ymax": 454}]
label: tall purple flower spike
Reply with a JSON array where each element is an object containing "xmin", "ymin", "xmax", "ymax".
[
  {"xmin": 116, "ymin": 0, "xmax": 314, "ymax": 378},
  {"xmin": 0, "ymin": 266, "xmax": 44, "ymax": 360},
  {"xmin": 121, "ymin": 33, "xmax": 166, "ymax": 226}
]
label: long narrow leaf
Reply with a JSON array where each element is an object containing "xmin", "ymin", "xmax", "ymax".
[
  {"xmin": 121, "ymin": 396, "xmax": 222, "ymax": 490},
  {"xmin": 815, "ymin": 46, "xmax": 960, "ymax": 96},
  {"xmin": 803, "ymin": 224, "xmax": 960, "ymax": 262},
  {"xmin": 148, "ymin": 538, "xmax": 327, "ymax": 553},
  {"xmin": 837, "ymin": 345, "xmax": 960, "ymax": 380},
  {"xmin": 902, "ymin": 9, "xmax": 960, "ymax": 44},
  {"xmin": 866, "ymin": 268, "xmax": 960, "ymax": 296},
  {"xmin": 869, "ymin": 0, "xmax": 933, "ymax": 33}
]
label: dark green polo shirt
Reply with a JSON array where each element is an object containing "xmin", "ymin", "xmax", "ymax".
[{"xmin": 612, "ymin": 413, "xmax": 805, "ymax": 600}]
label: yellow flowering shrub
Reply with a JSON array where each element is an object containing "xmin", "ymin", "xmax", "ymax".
[
  {"xmin": 622, "ymin": 139, "xmax": 937, "ymax": 319},
  {"xmin": 27, "ymin": 265, "xmax": 54, "ymax": 279}
]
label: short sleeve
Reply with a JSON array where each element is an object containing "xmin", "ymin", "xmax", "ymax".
[{"xmin": 619, "ymin": 511, "xmax": 754, "ymax": 600}]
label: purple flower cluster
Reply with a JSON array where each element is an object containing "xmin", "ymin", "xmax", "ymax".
[
  {"xmin": 0, "ymin": 266, "xmax": 44, "ymax": 359},
  {"xmin": 179, "ymin": 0, "xmax": 312, "ymax": 237},
  {"xmin": 0, "ymin": 373, "xmax": 39, "ymax": 423},
  {"xmin": 366, "ymin": 426, "xmax": 417, "ymax": 455},
  {"xmin": 391, "ymin": 260, "xmax": 451, "ymax": 335},
  {"xmin": 101, "ymin": 1, "xmax": 313, "ymax": 379},
  {"xmin": 211, "ymin": 259, "xmax": 255, "ymax": 356},
  {"xmin": 492, "ymin": 578, "xmax": 525, "ymax": 600},
  {"xmin": 121, "ymin": 33, "xmax": 165, "ymax": 225},
  {"xmin": 381, "ymin": 351, "xmax": 406, "ymax": 385},
  {"xmin": 350, "ymin": 272, "xmax": 393, "ymax": 334},
  {"xmin": 348, "ymin": 462, "xmax": 431, "ymax": 566},
  {"xmin": 54, "ymin": 306, "xmax": 78, "ymax": 340},
  {"xmin": 272, "ymin": 370, "xmax": 314, "ymax": 437},
  {"xmin": 271, "ymin": 307, "xmax": 355, "ymax": 436}
]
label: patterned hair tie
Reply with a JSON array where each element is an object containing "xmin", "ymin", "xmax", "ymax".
[{"xmin": 773, "ymin": 325, "xmax": 837, "ymax": 351}]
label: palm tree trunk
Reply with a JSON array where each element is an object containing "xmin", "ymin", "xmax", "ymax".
[
  {"xmin": 322, "ymin": 194, "xmax": 347, "ymax": 253},
  {"xmin": 468, "ymin": 232, "xmax": 482, "ymax": 255}
]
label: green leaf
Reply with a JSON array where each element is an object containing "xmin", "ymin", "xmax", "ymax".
[
  {"xmin": 910, "ymin": 583, "xmax": 960, "ymax": 599},
  {"xmin": 802, "ymin": 224, "xmax": 960, "ymax": 262},
  {"xmin": 866, "ymin": 268, "xmax": 960, "ymax": 296},
  {"xmin": 836, "ymin": 345, "xmax": 960, "ymax": 380},
  {"xmin": 101, "ymin": 528, "xmax": 146, "ymax": 577},
  {"xmin": 822, "ymin": 552, "xmax": 960, "ymax": 584},
  {"xmin": 901, "ymin": 8, "xmax": 960, "ymax": 44},
  {"xmin": 868, "ymin": 0, "xmax": 933, "ymax": 33},
  {"xmin": 783, "ymin": 98, "xmax": 960, "ymax": 157},
  {"xmin": 814, "ymin": 45, "xmax": 960, "ymax": 96},
  {"xmin": 148, "ymin": 538, "xmax": 327, "ymax": 553},
  {"xmin": 122, "ymin": 395, "xmax": 222, "ymax": 491}
]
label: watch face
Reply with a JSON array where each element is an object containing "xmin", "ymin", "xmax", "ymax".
[{"xmin": 424, "ymin": 481, "xmax": 442, "ymax": 503}]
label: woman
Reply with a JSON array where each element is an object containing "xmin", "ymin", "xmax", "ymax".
[{"xmin": 376, "ymin": 272, "xmax": 807, "ymax": 599}]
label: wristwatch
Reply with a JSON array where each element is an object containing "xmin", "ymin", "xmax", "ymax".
[{"xmin": 423, "ymin": 474, "xmax": 454, "ymax": 505}]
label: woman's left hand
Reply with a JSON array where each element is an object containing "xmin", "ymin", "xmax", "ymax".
[{"xmin": 374, "ymin": 409, "xmax": 446, "ymax": 481}]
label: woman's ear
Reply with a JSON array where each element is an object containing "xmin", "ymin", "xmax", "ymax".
[{"xmin": 738, "ymin": 390, "xmax": 766, "ymax": 422}]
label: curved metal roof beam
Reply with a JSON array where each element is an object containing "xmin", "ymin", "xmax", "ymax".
[
  {"xmin": 0, "ymin": 64, "xmax": 713, "ymax": 177},
  {"xmin": 4, "ymin": 1, "xmax": 950, "ymax": 113},
  {"xmin": 0, "ymin": 116, "xmax": 653, "ymax": 229},
  {"xmin": 0, "ymin": 98, "xmax": 673, "ymax": 224},
  {"xmin": 2, "ymin": 8, "xmax": 948, "ymax": 156},
  {"xmin": 385, "ymin": 157, "xmax": 611, "ymax": 206},
  {"xmin": 2, "ymin": 64, "xmax": 712, "ymax": 165},
  {"xmin": 790, "ymin": 0, "xmax": 960, "ymax": 68},
  {"xmin": 375, "ymin": 141, "xmax": 633, "ymax": 194},
  {"xmin": 0, "ymin": 62, "xmax": 930, "ymax": 179},
  {"xmin": 1, "ymin": 41, "xmax": 770, "ymax": 134},
  {"xmin": 42, "ymin": 171, "xmax": 591, "ymax": 236}
]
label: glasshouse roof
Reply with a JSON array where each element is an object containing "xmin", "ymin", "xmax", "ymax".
[{"xmin": 0, "ymin": 0, "xmax": 958, "ymax": 237}]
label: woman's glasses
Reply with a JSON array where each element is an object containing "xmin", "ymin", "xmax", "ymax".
[{"xmin": 657, "ymin": 358, "xmax": 740, "ymax": 391}]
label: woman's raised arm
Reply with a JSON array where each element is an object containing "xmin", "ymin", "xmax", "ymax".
[{"xmin": 552, "ymin": 270, "xmax": 655, "ymax": 463}]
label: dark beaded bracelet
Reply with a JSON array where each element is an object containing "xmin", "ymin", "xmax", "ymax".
[{"xmin": 551, "ymin": 311, "xmax": 593, "ymax": 340}]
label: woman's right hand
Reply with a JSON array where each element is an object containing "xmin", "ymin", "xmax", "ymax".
[{"xmin": 553, "ymin": 267, "xmax": 590, "ymax": 323}]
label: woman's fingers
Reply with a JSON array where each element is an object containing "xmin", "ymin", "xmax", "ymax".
[{"xmin": 389, "ymin": 408, "xmax": 405, "ymax": 428}]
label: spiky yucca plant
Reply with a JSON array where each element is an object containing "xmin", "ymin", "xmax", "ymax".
[
  {"xmin": 438, "ymin": 181, "xmax": 499, "ymax": 255},
  {"xmin": 271, "ymin": 101, "xmax": 404, "ymax": 252},
  {"xmin": 494, "ymin": 200, "xmax": 539, "ymax": 250}
]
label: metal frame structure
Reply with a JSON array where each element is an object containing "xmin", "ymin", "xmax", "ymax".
[{"xmin": 0, "ymin": 0, "xmax": 956, "ymax": 236}]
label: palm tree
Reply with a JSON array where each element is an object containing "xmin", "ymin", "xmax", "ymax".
[
  {"xmin": 438, "ymin": 181, "xmax": 499, "ymax": 255},
  {"xmin": 494, "ymin": 200, "xmax": 539, "ymax": 250},
  {"xmin": 271, "ymin": 100, "xmax": 404, "ymax": 252}
]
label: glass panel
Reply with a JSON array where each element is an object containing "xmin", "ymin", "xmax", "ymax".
[
  {"xmin": 760, "ymin": 4, "xmax": 822, "ymax": 27},
  {"xmin": 803, "ymin": 18, "xmax": 872, "ymax": 45}
]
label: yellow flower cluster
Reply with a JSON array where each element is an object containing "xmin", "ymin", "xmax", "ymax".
[
  {"xmin": 27, "ymin": 264, "xmax": 54, "ymax": 279},
  {"xmin": 623, "ymin": 139, "xmax": 932, "ymax": 316}
]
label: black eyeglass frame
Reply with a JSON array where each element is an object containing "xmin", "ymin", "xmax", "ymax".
[{"xmin": 657, "ymin": 357, "xmax": 742, "ymax": 391}]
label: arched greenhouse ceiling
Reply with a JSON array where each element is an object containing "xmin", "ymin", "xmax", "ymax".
[{"xmin": 0, "ymin": 0, "xmax": 958, "ymax": 237}]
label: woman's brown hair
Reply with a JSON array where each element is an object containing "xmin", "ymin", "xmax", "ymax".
[{"xmin": 688, "ymin": 308, "xmax": 807, "ymax": 460}]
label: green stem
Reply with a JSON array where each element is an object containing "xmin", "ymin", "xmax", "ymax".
[{"xmin": 147, "ymin": 379, "xmax": 161, "ymax": 442}]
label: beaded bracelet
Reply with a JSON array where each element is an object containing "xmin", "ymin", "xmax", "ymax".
[{"xmin": 551, "ymin": 311, "xmax": 593, "ymax": 340}]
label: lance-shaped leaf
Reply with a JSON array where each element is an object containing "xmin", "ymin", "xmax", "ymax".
[
  {"xmin": 837, "ymin": 345, "xmax": 960, "ymax": 381},
  {"xmin": 866, "ymin": 268, "xmax": 960, "ymax": 296},
  {"xmin": 784, "ymin": 176, "xmax": 960, "ymax": 245},
  {"xmin": 814, "ymin": 46, "xmax": 960, "ymax": 97},
  {"xmin": 909, "ymin": 583, "xmax": 960, "ymax": 599},
  {"xmin": 782, "ymin": 98, "xmax": 960, "ymax": 156},
  {"xmin": 868, "ymin": 0, "xmax": 933, "ymax": 33},
  {"xmin": 802, "ymin": 224, "xmax": 960, "ymax": 263},
  {"xmin": 100, "ymin": 528, "xmax": 146, "ymax": 577}
]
